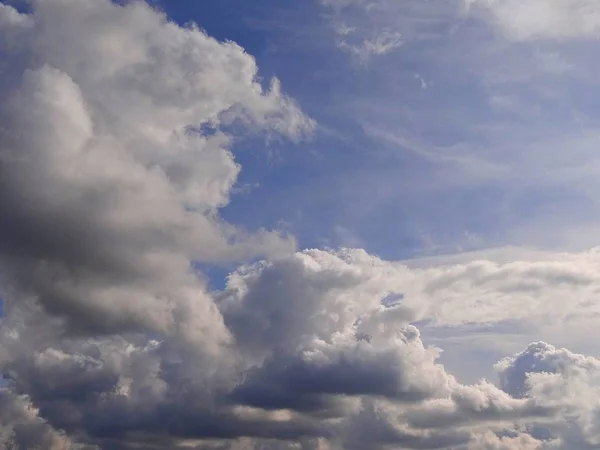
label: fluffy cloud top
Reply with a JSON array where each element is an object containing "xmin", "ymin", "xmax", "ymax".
[
  {"xmin": 2, "ymin": 1, "xmax": 600, "ymax": 449},
  {"xmin": 0, "ymin": 0, "xmax": 314, "ymax": 344}
]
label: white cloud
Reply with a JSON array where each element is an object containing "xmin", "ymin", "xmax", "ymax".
[
  {"xmin": 319, "ymin": 0, "xmax": 459, "ymax": 61},
  {"xmin": 225, "ymin": 247, "xmax": 600, "ymax": 335},
  {"xmin": 337, "ymin": 30, "xmax": 403, "ymax": 62},
  {"xmin": 468, "ymin": 0, "xmax": 600, "ymax": 41},
  {"xmin": 468, "ymin": 431, "xmax": 559, "ymax": 449},
  {"xmin": 496, "ymin": 342, "xmax": 600, "ymax": 448},
  {"xmin": 328, "ymin": 0, "xmax": 600, "ymax": 45}
]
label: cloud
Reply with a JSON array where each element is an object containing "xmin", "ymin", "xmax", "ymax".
[
  {"xmin": 467, "ymin": 431, "xmax": 558, "ymax": 449},
  {"xmin": 325, "ymin": 0, "xmax": 600, "ymax": 48},
  {"xmin": 495, "ymin": 342, "xmax": 600, "ymax": 448},
  {"xmin": 336, "ymin": 30, "xmax": 403, "ymax": 62},
  {"xmin": 0, "ymin": 0, "xmax": 314, "ymax": 344},
  {"xmin": 220, "ymin": 247, "xmax": 600, "ymax": 335},
  {"xmin": 319, "ymin": 0, "xmax": 460, "ymax": 61},
  {"xmin": 217, "ymin": 250, "xmax": 600, "ymax": 449},
  {"xmin": 229, "ymin": 325, "xmax": 449, "ymax": 415},
  {"xmin": 468, "ymin": 0, "xmax": 600, "ymax": 41},
  {"xmin": 3, "ymin": 242, "xmax": 600, "ymax": 448},
  {"xmin": 0, "ymin": 389, "xmax": 73, "ymax": 450},
  {"xmin": 3, "ymin": 0, "xmax": 600, "ymax": 449}
]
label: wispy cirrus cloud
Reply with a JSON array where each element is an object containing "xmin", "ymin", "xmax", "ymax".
[
  {"xmin": 467, "ymin": 0, "xmax": 600, "ymax": 41},
  {"xmin": 320, "ymin": 0, "xmax": 461, "ymax": 61},
  {"xmin": 310, "ymin": 0, "xmax": 600, "ymax": 255}
]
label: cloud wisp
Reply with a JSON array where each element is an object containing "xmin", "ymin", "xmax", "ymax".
[{"xmin": 311, "ymin": 0, "xmax": 600, "ymax": 256}]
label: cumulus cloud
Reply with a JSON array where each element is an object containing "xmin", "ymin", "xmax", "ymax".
[
  {"xmin": 495, "ymin": 342, "xmax": 600, "ymax": 448},
  {"xmin": 3, "ymin": 240, "xmax": 600, "ymax": 448},
  {"xmin": 5, "ymin": 239, "xmax": 600, "ymax": 448},
  {"xmin": 220, "ymin": 247, "xmax": 600, "ymax": 333},
  {"xmin": 221, "ymin": 251, "xmax": 600, "ymax": 448},
  {"xmin": 0, "ymin": 389, "xmax": 74, "ymax": 450},
  {"xmin": 3, "ymin": 1, "xmax": 600, "ymax": 449},
  {"xmin": 0, "ymin": 0, "xmax": 314, "ymax": 344}
]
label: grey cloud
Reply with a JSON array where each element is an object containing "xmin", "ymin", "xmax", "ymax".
[
  {"xmin": 0, "ymin": 389, "xmax": 75, "ymax": 450},
  {"xmin": 0, "ymin": 0, "xmax": 312, "ymax": 343},
  {"xmin": 406, "ymin": 381, "xmax": 554, "ymax": 430},
  {"xmin": 1, "ymin": 336, "xmax": 324, "ymax": 448},
  {"xmin": 2, "ymin": 246, "xmax": 598, "ymax": 450},
  {"xmin": 342, "ymin": 400, "xmax": 472, "ymax": 450},
  {"xmin": 230, "ymin": 341, "xmax": 436, "ymax": 415}
]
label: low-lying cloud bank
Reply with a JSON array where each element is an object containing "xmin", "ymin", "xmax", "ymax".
[
  {"xmin": 1, "ymin": 1, "xmax": 600, "ymax": 449},
  {"xmin": 5, "ymin": 248, "xmax": 600, "ymax": 449}
]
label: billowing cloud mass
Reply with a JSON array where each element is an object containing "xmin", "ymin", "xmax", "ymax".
[
  {"xmin": 0, "ymin": 0, "xmax": 313, "ymax": 343},
  {"xmin": 2, "ymin": 0, "xmax": 600, "ymax": 449}
]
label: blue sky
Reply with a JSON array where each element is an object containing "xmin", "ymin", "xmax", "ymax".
[
  {"xmin": 163, "ymin": 0, "xmax": 600, "ymax": 383},
  {"xmin": 155, "ymin": 0, "xmax": 469, "ymax": 259},
  {"xmin": 152, "ymin": 0, "xmax": 600, "ymax": 265}
]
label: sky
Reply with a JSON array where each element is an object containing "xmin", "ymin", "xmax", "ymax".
[{"xmin": 2, "ymin": 0, "xmax": 600, "ymax": 449}]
